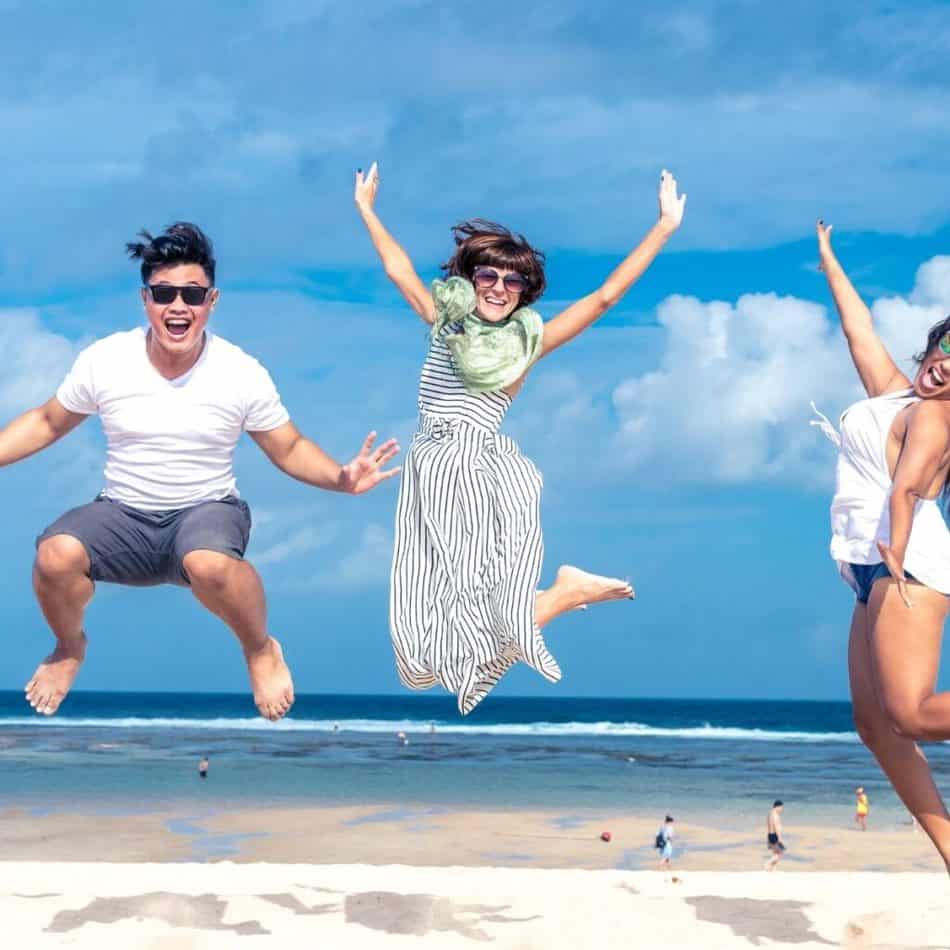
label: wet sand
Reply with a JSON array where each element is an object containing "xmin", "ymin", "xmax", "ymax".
[{"xmin": 0, "ymin": 803, "xmax": 941, "ymax": 872}]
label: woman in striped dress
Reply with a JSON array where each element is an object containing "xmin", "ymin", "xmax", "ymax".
[{"xmin": 355, "ymin": 164, "xmax": 686, "ymax": 714}]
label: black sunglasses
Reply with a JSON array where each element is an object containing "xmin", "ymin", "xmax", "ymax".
[
  {"xmin": 147, "ymin": 284, "xmax": 213, "ymax": 306},
  {"xmin": 472, "ymin": 267, "xmax": 529, "ymax": 295}
]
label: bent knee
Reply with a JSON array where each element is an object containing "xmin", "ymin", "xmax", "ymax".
[
  {"xmin": 34, "ymin": 535, "xmax": 89, "ymax": 580},
  {"xmin": 182, "ymin": 550, "xmax": 237, "ymax": 589},
  {"xmin": 886, "ymin": 708, "xmax": 927, "ymax": 740},
  {"xmin": 875, "ymin": 696, "xmax": 928, "ymax": 740}
]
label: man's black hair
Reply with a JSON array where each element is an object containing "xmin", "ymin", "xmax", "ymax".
[
  {"xmin": 773, "ymin": 800, "xmax": 783, "ymax": 807},
  {"xmin": 126, "ymin": 221, "xmax": 216, "ymax": 285}
]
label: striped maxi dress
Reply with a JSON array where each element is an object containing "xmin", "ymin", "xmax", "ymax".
[{"xmin": 389, "ymin": 321, "xmax": 562, "ymax": 714}]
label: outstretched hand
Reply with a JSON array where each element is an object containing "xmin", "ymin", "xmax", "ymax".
[
  {"xmin": 658, "ymin": 169, "xmax": 686, "ymax": 233},
  {"xmin": 354, "ymin": 161, "xmax": 380, "ymax": 212},
  {"xmin": 339, "ymin": 430, "xmax": 400, "ymax": 494},
  {"xmin": 816, "ymin": 219, "xmax": 834, "ymax": 269},
  {"xmin": 877, "ymin": 541, "xmax": 914, "ymax": 608}
]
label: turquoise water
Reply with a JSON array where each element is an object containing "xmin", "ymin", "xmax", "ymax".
[{"xmin": 1, "ymin": 691, "xmax": 944, "ymax": 826}]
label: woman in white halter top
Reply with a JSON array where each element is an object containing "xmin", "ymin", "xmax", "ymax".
[
  {"xmin": 354, "ymin": 163, "xmax": 685, "ymax": 713},
  {"xmin": 819, "ymin": 220, "xmax": 950, "ymax": 872}
]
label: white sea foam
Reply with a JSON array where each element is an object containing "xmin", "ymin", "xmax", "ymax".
[{"xmin": 0, "ymin": 717, "xmax": 859, "ymax": 742}]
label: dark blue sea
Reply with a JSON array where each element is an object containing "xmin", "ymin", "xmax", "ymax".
[{"xmin": 1, "ymin": 692, "xmax": 946, "ymax": 826}]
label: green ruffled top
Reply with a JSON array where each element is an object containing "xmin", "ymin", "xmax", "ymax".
[{"xmin": 430, "ymin": 277, "xmax": 544, "ymax": 393}]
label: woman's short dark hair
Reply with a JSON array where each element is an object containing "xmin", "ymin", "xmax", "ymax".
[
  {"xmin": 914, "ymin": 314, "xmax": 950, "ymax": 365},
  {"xmin": 126, "ymin": 222, "xmax": 216, "ymax": 285},
  {"xmin": 441, "ymin": 219, "xmax": 546, "ymax": 306}
]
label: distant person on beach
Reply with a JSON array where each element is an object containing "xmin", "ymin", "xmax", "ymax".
[
  {"xmin": 765, "ymin": 801, "xmax": 786, "ymax": 871},
  {"xmin": 855, "ymin": 787, "xmax": 869, "ymax": 830},
  {"xmin": 355, "ymin": 162, "xmax": 685, "ymax": 714},
  {"xmin": 655, "ymin": 815, "xmax": 675, "ymax": 870},
  {"xmin": 198, "ymin": 756, "xmax": 209, "ymax": 779},
  {"xmin": 14, "ymin": 223, "xmax": 399, "ymax": 721},
  {"xmin": 815, "ymin": 221, "xmax": 950, "ymax": 873}
]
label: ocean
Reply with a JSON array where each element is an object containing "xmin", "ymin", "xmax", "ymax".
[{"xmin": 1, "ymin": 691, "xmax": 946, "ymax": 827}]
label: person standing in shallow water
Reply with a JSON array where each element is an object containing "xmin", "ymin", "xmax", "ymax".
[
  {"xmin": 355, "ymin": 162, "xmax": 685, "ymax": 714},
  {"xmin": 15, "ymin": 223, "xmax": 399, "ymax": 721},
  {"xmin": 765, "ymin": 801, "xmax": 786, "ymax": 871},
  {"xmin": 198, "ymin": 756, "xmax": 209, "ymax": 779},
  {"xmin": 656, "ymin": 815, "xmax": 675, "ymax": 871},
  {"xmin": 816, "ymin": 220, "xmax": 950, "ymax": 873}
]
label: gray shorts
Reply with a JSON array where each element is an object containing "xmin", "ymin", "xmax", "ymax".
[{"xmin": 36, "ymin": 495, "xmax": 252, "ymax": 587}]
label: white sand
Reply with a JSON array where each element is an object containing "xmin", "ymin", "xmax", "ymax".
[{"xmin": 1, "ymin": 862, "xmax": 948, "ymax": 948}]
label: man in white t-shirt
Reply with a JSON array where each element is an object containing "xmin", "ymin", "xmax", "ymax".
[{"xmin": 9, "ymin": 222, "xmax": 399, "ymax": 721}]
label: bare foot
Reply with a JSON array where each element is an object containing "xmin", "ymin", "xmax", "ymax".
[
  {"xmin": 245, "ymin": 636, "xmax": 295, "ymax": 721},
  {"xmin": 25, "ymin": 634, "xmax": 87, "ymax": 716},
  {"xmin": 556, "ymin": 565, "xmax": 635, "ymax": 609}
]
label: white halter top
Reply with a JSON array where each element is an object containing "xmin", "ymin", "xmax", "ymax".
[{"xmin": 819, "ymin": 389, "xmax": 950, "ymax": 594}]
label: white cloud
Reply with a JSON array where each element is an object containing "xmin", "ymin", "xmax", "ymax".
[
  {"xmin": 0, "ymin": 309, "xmax": 83, "ymax": 411},
  {"xmin": 252, "ymin": 524, "xmax": 339, "ymax": 567},
  {"xmin": 612, "ymin": 256, "xmax": 950, "ymax": 484},
  {"xmin": 330, "ymin": 522, "xmax": 393, "ymax": 589},
  {"xmin": 282, "ymin": 521, "xmax": 393, "ymax": 592}
]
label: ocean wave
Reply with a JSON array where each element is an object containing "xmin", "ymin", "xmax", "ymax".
[{"xmin": 0, "ymin": 716, "xmax": 859, "ymax": 742}]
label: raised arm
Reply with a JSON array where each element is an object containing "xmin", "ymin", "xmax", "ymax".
[
  {"xmin": 818, "ymin": 221, "xmax": 910, "ymax": 397},
  {"xmin": 538, "ymin": 170, "xmax": 686, "ymax": 358},
  {"xmin": 354, "ymin": 162, "xmax": 435, "ymax": 324},
  {"xmin": 250, "ymin": 422, "xmax": 400, "ymax": 495},
  {"xmin": 877, "ymin": 400, "xmax": 950, "ymax": 607},
  {"xmin": 0, "ymin": 397, "xmax": 87, "ymax": 467}
]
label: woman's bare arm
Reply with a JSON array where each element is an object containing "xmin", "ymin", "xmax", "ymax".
[
  {"xmin": 539, "ymin": 170, "xmax": 686, "ymax": 358},
  {"xmin": 354, "ymin": 162, "xmax": 435, "ymax": 324},
  {"xmin": 818, "ymin": 221, "xmax": 910, "ymax": 398},
  {"xmin": 877, "ymin": 400, "xmax": 950, "ymax": 606}
]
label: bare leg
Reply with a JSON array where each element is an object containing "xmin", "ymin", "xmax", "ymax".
[
  {"xmin": 851, "ymin": 590, "xmax": 950, "ymax": 870},
  {"xmin": 868, "ymin": 579, "xmax": 950, "ymax": 739},
  {"xmin": 535, "ymin": 565, "xmax": 634, "ymax": 629},
  {"xmin": 182, "ymin": 550, "xmax": 294, "ymax": 722},
  {"xmin": 25, "ymin": 535, "xmax": 93, "ymax": 715}
]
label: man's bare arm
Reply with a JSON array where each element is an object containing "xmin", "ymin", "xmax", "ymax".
[
  {"xmin": 0, "ymin": 397, "xmax": 88, "ymax": 466},
  {"xmin": 250, "ymin": 422, "xmax": 400, "ymax": 494}
]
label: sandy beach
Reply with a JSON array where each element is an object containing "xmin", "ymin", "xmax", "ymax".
[
  {"xmin": 4, "ymin": 693, "xmax": 949, "ymax": 945},
  {"xmin": 3, "ymin": 803, "xmax": 950, "ymax": 946},
  {"xmin": 2, "ymin": 861, "xmax": 948, "ymax": 948}
]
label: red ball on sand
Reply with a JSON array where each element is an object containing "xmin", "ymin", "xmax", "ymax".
[{"xmin": 600, "ymin": 831, "xmax": 611, "ymax": 842}]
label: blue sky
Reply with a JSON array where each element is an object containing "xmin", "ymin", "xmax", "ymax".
[{"xmin": 2, "ymin": 0, "xmax": 950, "ymax": 703}]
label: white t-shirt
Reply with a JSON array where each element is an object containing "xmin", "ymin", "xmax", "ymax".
[{"xmin": 56, "ymin": 328, "xmax": 290, "ymax": 510}]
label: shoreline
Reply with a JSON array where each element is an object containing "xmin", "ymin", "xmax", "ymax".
[{"xmin": 1, "ymin": 802, "xmax": 940, "ymax": 872}]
